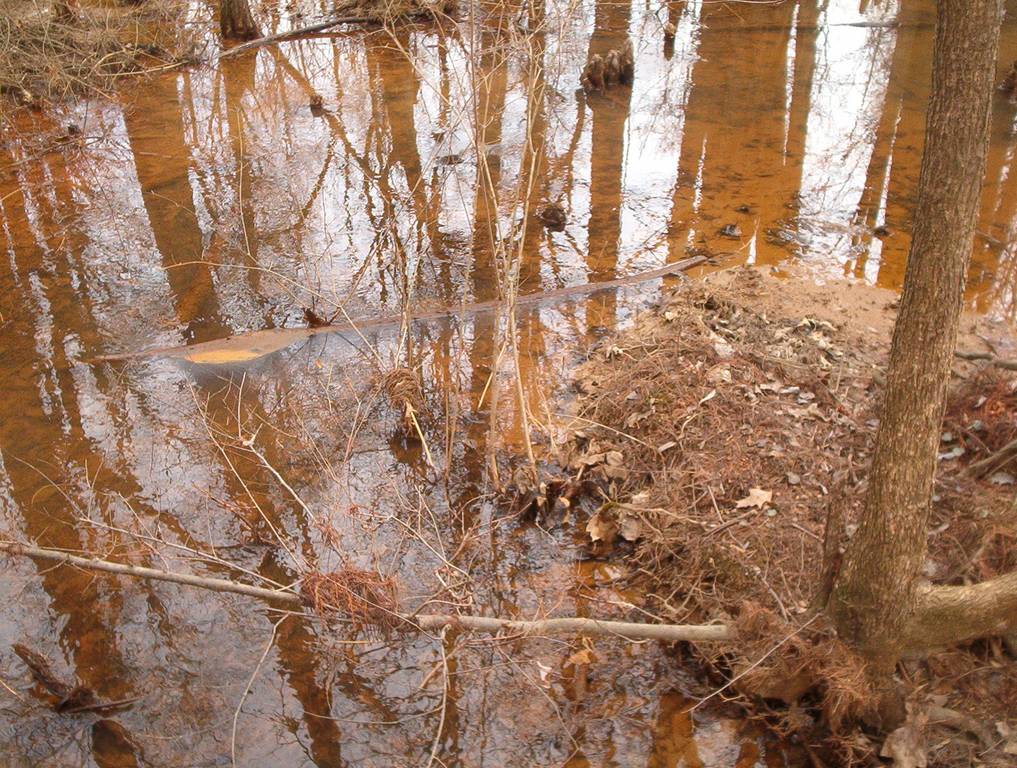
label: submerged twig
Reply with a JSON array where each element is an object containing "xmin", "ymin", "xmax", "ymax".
[{"xmin": 0, "ymin": 541, "xmax": 731, "ymax": 642}]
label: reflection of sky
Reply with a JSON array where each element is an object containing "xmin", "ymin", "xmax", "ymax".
[
  {"xmin": 619, "ymin": 0, "xmax": 701, "ymax": 271},
  {"xmin": 799, "ymin": 3, "xmax": 897, "ymax": 272}
]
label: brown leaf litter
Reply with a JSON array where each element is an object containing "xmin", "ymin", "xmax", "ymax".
[{"xmin": 528, "ymin": 266, "xmax": 1017, "ymax": 766}]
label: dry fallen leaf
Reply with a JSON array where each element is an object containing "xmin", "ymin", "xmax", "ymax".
[
  {"xmin": 881, "ymin": 708, "xmax": 928, "ymax": 768},
  {"xmin": 735, "ymin": 487, "xmax": 773, "ymax": 509},
  {"xmin": 566, "ymin": 648, "xmax": 595, "ymax": 667},
  {"xmin": 619, "ymin": 513, "xmax": 642, "ymax": 542},
  {"xmin": 707, "ymin": 366, "xmax": 731, "ymax": 384},
  {"xmin": 535, "ymin": 661, "xmax": 553, "ymax": 688},
  {"xmin": 624, "ymin": 410, "xmax": 651, "ymax": 428},
  {"xmin": 699, "ymin": 388, "xmax": 718, "ymax": 405},
  {"xmin": 711, "ymin": 334, "xmax": 735, "ymax": 359},
  {"xmin": 586, "ymin": 510, "xmax": 618, "ymax": 544},
  {"xmin": 570, "ymin": 452, "xmax": 606, "ymax": 470}
]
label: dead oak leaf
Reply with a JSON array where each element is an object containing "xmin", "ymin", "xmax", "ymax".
[
  {"xmin": 881, "ymin": 710, "xmax": 928, "ymax": 768},
  {"xmin": 586, "ymin": 510, "xmax": 618, "ymax": 544},
  {"xmin": 619, "ymin": 513, "xmax": 642, "ymax": 542},
  {"xmin": 735, "ymin": 487, "xmax": 773, "ymax": 509}
]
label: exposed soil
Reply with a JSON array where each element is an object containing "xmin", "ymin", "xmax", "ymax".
[{"xmin": 536, "ymin": 266, "xmax": 1017, "ymax": 766}]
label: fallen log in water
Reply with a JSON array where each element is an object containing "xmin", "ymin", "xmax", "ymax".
[
  {"xmin": 0, "ymin": 541, "xmax": 731, "ymax": 643},
  {"xmin": 92, "ymin": 255, "xmax": 708, "ymax": 364}
]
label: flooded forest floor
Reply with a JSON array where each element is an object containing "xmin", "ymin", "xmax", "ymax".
[{"xmin": 3, "ymin": 0, "xmax": 1017, "ymax": 766}]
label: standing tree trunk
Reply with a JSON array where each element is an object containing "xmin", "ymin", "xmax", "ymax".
[
  {"xmin": 220, "ymin": 0, "xmax": 261, "ymax": 41},
  {"xmin": 829, "ymin": 0, "xmax": 1006, "ymax": 681}
]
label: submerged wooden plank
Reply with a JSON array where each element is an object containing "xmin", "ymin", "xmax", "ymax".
[{"xmin": 92, "ymin": 255, "xmax": 708, "ymax": 365}]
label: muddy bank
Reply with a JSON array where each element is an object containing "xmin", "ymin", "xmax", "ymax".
[{"xmin": 542, "ymin": 266, "xmax": 1017, "ymax": 766}]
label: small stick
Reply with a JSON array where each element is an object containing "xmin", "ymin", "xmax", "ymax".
[{"xmin": 0, "ymin": 542, "xmax": 731, "ymax": 642}]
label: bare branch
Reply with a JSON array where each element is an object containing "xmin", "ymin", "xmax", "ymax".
[{"xmin": 0, "ymin": 541, "xmax": 731, "ymax": 642}]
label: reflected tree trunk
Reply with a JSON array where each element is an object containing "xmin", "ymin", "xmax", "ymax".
[
  {"xmin": 221, "ymin": 56, "xmax": 264, "ymax": 304},
  {"xmin": 584, "ymin": 0, "xmax": 633, "ymax": 333},
  {"xmin": 0, "ymin": 148, "xmax": 139, "ymax": 719},
  {"xmin": 464, "ymin": 27, "xmax": 510, "ymax": 493},
  {"xmin": 122, "ymin": 74, "xmax": 228, "ymax": 342},
  {"xmin": 371, "ymin": 32, "xmax": 444, "ymax": 305},
  {"xmin": 220, "ymin": 0, "xmax": 261, "ymax": 41},
  {"xmin": 584, "ymin": 0, "xmax": 632, "ymax": 280}
]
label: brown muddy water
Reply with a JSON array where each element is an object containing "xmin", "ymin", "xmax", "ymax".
[{"xmin": 3, "ymin": 0, "xmax": 1017, "ymax": 765}]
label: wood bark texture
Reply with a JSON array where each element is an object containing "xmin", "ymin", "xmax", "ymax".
[{"xmin": 829, "ymin": 0, "xmax": 1005, "ymax": 669}]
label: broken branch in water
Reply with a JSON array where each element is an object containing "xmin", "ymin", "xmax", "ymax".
[
  {"xmin": 0, "ymin": 541, "xmax": 731, "ymax": 643},
  {"xmin": 218, "ymin": 16, "xmax": 378, "ymax": 59}
]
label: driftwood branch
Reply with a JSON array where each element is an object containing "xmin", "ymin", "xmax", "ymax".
[
  {"xmin": 0, "ymin": 542, "xmax": 731, "ymax": 643},
  {"xmin": 219, "ymin": 17, "xmax": 378, "ymax": 59}
]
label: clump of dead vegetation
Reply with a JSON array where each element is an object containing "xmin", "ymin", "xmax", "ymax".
[
  {"xmin": 382, "ymin": 366, "xmax": 425, "ymax": 432},
  {"xmin": 0, "ymin": 0, "xmax": 196, "ymax": 109},
  {"xmin": 300, "ymin": 567, "xmax": 400, "ymax": 633},
  {"xmin": 528, "ymin": 267, "xmax": 1017, "ymax": 765},
  {"xmin": 551, "ymin": 268, "xmax": 878, "ymax": 621}
]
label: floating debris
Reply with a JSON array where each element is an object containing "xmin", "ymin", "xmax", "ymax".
[{"xmin": 537, "ymin": 203, "xmax": 567, "ymax": 231}]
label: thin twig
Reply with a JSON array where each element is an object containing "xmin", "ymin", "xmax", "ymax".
[
  {"xmin": 424, "ymin": 628, "xmax": 450, "ymax": 768},
  {"xmin": 231, "ymin": 616, "xmax": 286, "ymax": 767}
]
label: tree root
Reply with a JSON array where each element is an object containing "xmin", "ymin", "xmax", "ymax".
[
  {"xmin": 955, "ymin": 348, "xmax": 1017, "ymax": 371},
  {"xmin": 904, "ymin": 571, "xmax": 1017, "ymax": 654},
  {"xmin": 967, "ymin": 434, "xmax": 1017, "ymax": 477}
]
